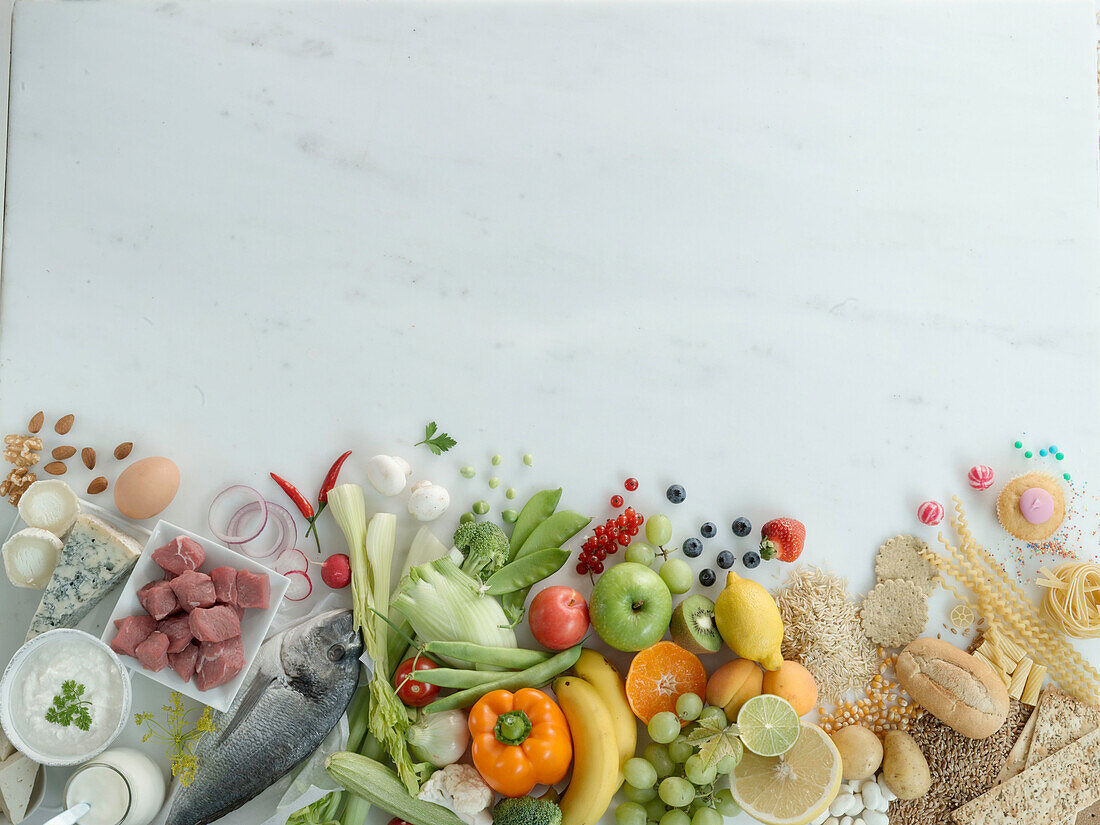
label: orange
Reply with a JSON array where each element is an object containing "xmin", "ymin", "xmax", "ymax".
[{"xmin": 625, "ymin": 641, "xmax": 708, "ymax": 723}]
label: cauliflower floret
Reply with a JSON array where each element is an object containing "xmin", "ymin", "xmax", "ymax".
[{"xmin": 418, "ymin": 763, "xmax": 493, "ymax": 825}]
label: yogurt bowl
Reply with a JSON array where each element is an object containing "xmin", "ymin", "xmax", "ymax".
[{"xmin": 0, "ymin": 629, "xmax": 132, "ymax": 766}]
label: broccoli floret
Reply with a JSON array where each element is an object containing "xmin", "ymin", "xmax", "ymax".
[
  {"xmin": 492, "ymin": 797, "xmax": 562, "ymax": 825},
  {"xmin": 452, "ymin": 522, "xmax": 510, "ymax": 582}
]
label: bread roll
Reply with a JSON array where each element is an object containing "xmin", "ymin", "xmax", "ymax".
[{"xmin": 896, "ymin": 638, "xmax": 1009, "ymax": 739}]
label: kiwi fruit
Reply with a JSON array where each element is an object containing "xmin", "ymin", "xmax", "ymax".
[{"xmin": 670, "ymin": 594, "xmax": 721, "ymax": 654}]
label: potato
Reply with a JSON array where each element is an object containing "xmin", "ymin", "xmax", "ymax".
[
  {"xmin": 882, "ymin": 730, "xmax": 931, "ymax": 800},
  {"xmin": 829, "ymin": 724, "xmax": 883, "ymax": 780}
]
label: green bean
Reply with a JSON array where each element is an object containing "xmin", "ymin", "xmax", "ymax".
[
  {"xmin": 508, "ymin": 488, "xmax": 561, "ymax": 561},
  {"xmin": 485, "ymin": 548, "xmax": 570, "ymax": 596},
  {"xmin": 423, "ymin": 645, "xmax": 583, "ymax": 713},
  {"xmin": 423, "ymin": 640, "xmax": 550, "ymax": 670},
  {"xmin": 406, "ymin": 667, "xmax": 505, "ymax": 689}
]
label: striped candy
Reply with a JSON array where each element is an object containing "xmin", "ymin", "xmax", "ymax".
[
  {"xmin": 918, "ymin": 500, "xmax": 945, "ymax": 526},
  {"xmin": 968, "ymin": 464, "xmax": 994, "ymax": 490}
]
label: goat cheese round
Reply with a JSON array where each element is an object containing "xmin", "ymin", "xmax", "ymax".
[{"xmin": 8, "ymin": 634, "xmax": 126, "ymax": 762}]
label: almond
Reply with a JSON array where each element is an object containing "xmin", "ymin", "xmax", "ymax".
[
  {"xmin": 113, "ymin": 441, "xmax": 133, "ymax": 460},
  {"xmin": 52, "ymin": 446, "xmax": 76, "ymax": 460},
  {"xmin": 28, "ymin": 411, "xmax": 44, "ymax": 434},
  {"xmin": 43, "ymin": 461, "xmax": 67, "ymax": 475},
  {"xmin": 81, "ymin": 447, "xmax": 96, "ymax": 470},
  {"xmin": 87, "ymin": 476, "xmax": 108, "ymax": 495},
  {"xmin": 54, "ymin": 414, "xmax": 75, "ymax": 435}
]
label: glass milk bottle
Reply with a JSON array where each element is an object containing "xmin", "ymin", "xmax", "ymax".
[{"xmin": 64, "ymin": 747, "xmax": 166, "ymax": 825}]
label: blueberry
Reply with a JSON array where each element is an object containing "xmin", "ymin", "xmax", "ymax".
[
  {"xmin": 742, "ymin": 550, "xmax": 761, "ymax": 569},
  {"xmin": 716, "ymin": 550, "xmax": 735, "ymax": 569},
  {"xmin": 699, "ymin": 568, "xmax": 716, "ymax": 587},
  {"xmin": 732, "ymin": 517, "xmax": 751, "ymax": 537},
  {"xmin": 700, "ymin": 522, "xmax": 717, "ymax": 538},
  {"xmin": 666, "ymin": 484, "xmax": 686, "ymax": 504},
  {"xmin": 682, "ymin": 537, "xmax": 703, "ymax": 558}
]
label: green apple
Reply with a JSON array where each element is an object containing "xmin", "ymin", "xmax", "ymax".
[{"xmin": 589, "ymin": 561, "xmax": 673, "ymax": 651}]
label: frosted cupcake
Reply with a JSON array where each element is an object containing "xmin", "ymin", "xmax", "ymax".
[{"xmin": 996, "ymin": 472, "xmax": 1064, "ymax": 541}]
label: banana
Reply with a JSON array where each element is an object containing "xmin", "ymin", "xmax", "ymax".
[
  {"xmin": 554, "ymin": 676, "xmax": 620, "ymax": 825},
  {"xmin": 573, "ymin": 648, "xmax": 637, "ymax": 775}
]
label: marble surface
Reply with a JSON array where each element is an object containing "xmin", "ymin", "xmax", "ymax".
[{"xmin": 1, "ymin": 1, "xmax": 1099, "ymax": 823}]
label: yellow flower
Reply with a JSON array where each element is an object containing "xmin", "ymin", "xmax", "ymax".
[{"xmin": 134, "ymin": 692, "xmax": 215, "ymax": 786}]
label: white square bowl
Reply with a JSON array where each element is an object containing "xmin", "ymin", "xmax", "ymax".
[{"xmin": 101, "ymin": 520, "xmax": 289, "ymax": 712}]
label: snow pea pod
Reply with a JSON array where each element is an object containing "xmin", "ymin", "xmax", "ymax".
[
  {"xmin": 423, "ymin": 644, "xmax": 583, "ymax": 713},
  {"xmin": 508, "ymin": 487, "xmax": 561, "ymax": 561},
  {"xmin": 515, "ymin": 510, "xmax": 591, "ymax": 561},
  {"xmin": 484, "ymin": 547, "xmax": 571, "ymax": 596},
  {"xmin": 423, "ymin": 641, "xmax": 550, "ymax": 670}
]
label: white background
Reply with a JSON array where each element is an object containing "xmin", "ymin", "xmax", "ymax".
[{"xmin": 1, "ymin": 2, "xmax": 1099, "ymax": 823}]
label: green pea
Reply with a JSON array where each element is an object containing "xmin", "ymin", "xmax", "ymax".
[
  {"xmin": 472, "ymin": 500, "xmax": 490, "ymax": 515},
  {"xmin": 460, "ymin": 465, "xmax": 476, "ymax": 479},
  {"xmin": 485, "ymin": 548, "xmax": 570, "ymax": 596},
  {"xmin": 459, "ymin": 511, "xmax": 476, "ymax": 524},
  {"xmin": 505, "ymin": 487, "xmax": 517, "ymax": 499},
  {"xmin": 502, "ymin": 508, "xmax": 519, "ymax": 524},
  {"xmin": 489, "ymin": 477, "xmax": 501, "ymax": 489},
  {"xmin": 492, "ymin": 454, "xmax": 503, "ymax": 466},
  {"xmin": 523, "ymin": 453, "xmax": 534, "ymax": 466}
]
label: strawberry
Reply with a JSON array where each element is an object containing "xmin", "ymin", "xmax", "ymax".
[{"xmin": 759, "ymin": 518, "xmax": 805, "ymax": 562}]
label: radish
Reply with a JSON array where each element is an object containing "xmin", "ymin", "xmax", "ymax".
[
  {"xmin": 274, "ymin": 548, "xmax": 309, "ymax": 576},
  {"xmin": 322, "ymin": 553, "xmax": 351, "ymax": 589},
  {"xmin": 284, "ymin": 570, "xmax": 312, "ymax": 601}
]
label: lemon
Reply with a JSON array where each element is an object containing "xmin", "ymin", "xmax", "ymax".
[
  {"xmin": 736, "ymin": 695, "xmax": 801, "ymax": 757},
  {"xmin": 731, "ymin": 722, "xmax": 842, "ymax": 825},
  {"xmin": 714, "ymin": 571, "xmax": 784, "ymax": 670}
]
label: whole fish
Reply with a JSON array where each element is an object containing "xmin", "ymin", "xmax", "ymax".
[{"xmin": 166, "ymin": 609, "xmax": 362, "ymax": 825}]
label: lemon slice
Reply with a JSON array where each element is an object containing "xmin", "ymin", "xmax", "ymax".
[
  {"xmin": 731, "ymin": 722, "xmax": 842, "ymax": 825},
  {"xmin": 736, "ymin": 694, "xmax": 801, "ymax": 757}
]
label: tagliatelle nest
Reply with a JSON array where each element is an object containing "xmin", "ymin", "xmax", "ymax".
[{"xmin": 861, "ymin": 579, "xmax": 928, "ymax": 649}]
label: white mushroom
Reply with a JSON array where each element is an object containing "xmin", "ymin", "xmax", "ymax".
[
  {"xmin": 365, "ymin": 455, "xmax": 412, "ymax": 497},
  {"xmin": 408, "ymin": 480, "xmax": 450, "ymax": 522}
]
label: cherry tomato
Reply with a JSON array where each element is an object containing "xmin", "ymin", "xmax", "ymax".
[
  {"xmin": 388, "ymin": 819, "xmax": 413, "ymax": 825},
  {"xmin": 394, "ymin": 657, "xmax": 440, "ymax": 707}
]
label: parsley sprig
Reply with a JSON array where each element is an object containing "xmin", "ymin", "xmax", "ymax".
[
  {"xmin": 414, "ymin": 421, "xmax": 457, "ymax": 455},
  {"xmin": 45, "ymin": 680, "xmax": 93, "ymax": 731}
]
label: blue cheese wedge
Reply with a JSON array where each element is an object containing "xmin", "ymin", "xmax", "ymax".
[
  {"xmin": 0, "ymin": 753, "xmax": 39, "ymax": 824},
  {"xmin": 26, "ymin": 513, "xmax": 142, "ymax": 640}
]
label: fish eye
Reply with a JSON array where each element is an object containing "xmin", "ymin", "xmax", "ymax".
[{"xmin": 327, "ymin": 644, "xmax": 346, "ymax": 662}]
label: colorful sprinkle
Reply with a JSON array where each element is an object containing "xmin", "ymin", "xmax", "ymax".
[
  {"xmin": 1057, "ymin": 452, "xmax": 1065, "ymax": 460},
  {"xmin": 1064, "ymin": 472, "xmax": 1072, "ymax": 481},
  {"xmin": 1014, "ymin": 441, "xmax": 1023, "ymax": 449},
  {"xmin": 1039, "ymin": 449, "xmax": 1048, "ymax": 457},
  {"xmin": 1025, "ymin": 450, "xmax": 1033, "ymax": 458}
]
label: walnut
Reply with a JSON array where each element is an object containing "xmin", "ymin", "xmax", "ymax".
[
  {"xmin": 3, "ymin": 434, "xmax": 43, "ymax": 467},
  {"xmin": 1, "ymin": 467, "xmax": 37, "ymax": 504}
]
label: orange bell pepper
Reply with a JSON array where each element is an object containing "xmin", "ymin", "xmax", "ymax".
[{"xmin": 468, "ymin": 688, "xmax": 573, "ymax": 797}]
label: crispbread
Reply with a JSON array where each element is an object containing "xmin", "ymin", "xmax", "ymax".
[
  {"xmin": 995, "ymin": 703, "xmax": 1038, "ymax": 784},
  {"xmin": 1021, "ymin": 687, "xmax": 1100, "ymax": 825},
  {"xmin": 861, "ymin": 579, "xmax": 928, "ymax": 648},
  {"xmin": 950, "ymin": 725, "xmax": 1100, "ymax": 824},
  {"xmin": 875, "ymin": 534, "xmax": 939, "ymax": 595}
]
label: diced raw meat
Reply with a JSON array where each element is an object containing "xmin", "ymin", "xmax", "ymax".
[
  {"xmin": 235, "ymin": 569, "xmax": 270, "ymax": 609},
  {"xmin": 157, "ymin": 614, "xmax": 194, "ymax": 653},
  {"xmin": 152, "ymin": 536, "xmax": 206, "ymax": 575},
  {"xmin": 137, "ymin": 579, "xmax": 180, "ymax": 620},
  {"xmin": 210, "ymin": 566, "xmax": 238, "ymax": 605},
  {"xmin": 135, "ymin": 631, "xmax": 170, "ymax": 672},
  {"xmin": 110, "ymin": 615, "xmax": 157, "ymax": 657},
  {"xmin": 194, "ymin": 637, "xmax": 245, "ymax": 691},
  {"xmin": 169, "ymin": 570, "xmax": 216, "ymax": 613},
  {"xmin": 189, "ymin": 605, "xmax": 241, "ymax": 643},
  {"xmin": 168, "ymin": 643, "xmax": 199, "ymax": 682}
]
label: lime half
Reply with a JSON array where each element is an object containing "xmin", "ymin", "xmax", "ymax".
[{"xmin": 736, "ymin": 694, "xmax": 801, "ymax": 757}]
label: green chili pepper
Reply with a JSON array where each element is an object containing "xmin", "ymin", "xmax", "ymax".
[
  {"xmin": 423, "ymin": 641, "xmax": 550, "ymax": 670},
  {"xmin": 484, "ymin": 548, "xmax": 570, "ymax": 596},
  {"xmin": 423, "ymin": 645, "xmax": 583, "ymax": 713}
]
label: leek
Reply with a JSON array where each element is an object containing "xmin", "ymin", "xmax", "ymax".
[
  {"xmin": 390, "ymin": 557, "xmax": 517, "ymax": 666},
  {"xmin": 399, "ymin": 526, "xmax": 449, "ymax": 584},
  {"xmin": 327, "ymin": 483, "xmax": 368, "ymax": 632}
]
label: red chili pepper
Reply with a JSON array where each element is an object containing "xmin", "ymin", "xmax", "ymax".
[
  {"xmin": 271, "ymin": 472, "xmax": 322, "ymax": 555},
  {"xmin": 317, "ymin": 450, "xmax": 353, "ymax": 506}
]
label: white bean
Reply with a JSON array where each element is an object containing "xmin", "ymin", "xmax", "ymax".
[
  {"xmin": 840, "ymin": 817, "xmax": 853, "ymax": 825},
  {"xmin": 863, "ymin": 810, "xmax": 889, "ymax": 825},
  {"xmin": 812, "ymin": 812, "xmax": 831, "ymax": 825},
  {"xmin": 861, "ymin": 782, "xmax": 882, "ymax": 810},
  {"xmin": 830, "ymin": 794, "xmax": 855, "ymax": 817}
]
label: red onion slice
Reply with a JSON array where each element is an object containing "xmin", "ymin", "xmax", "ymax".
[
  {"xmin": 274, "ymin": 548, "xmax": 309, "ymax": 576},
  {"xmin": 284, "ymin": 571, "xmax": 312, "ymax": 601},
  {"xmin": 209, "ymin": 486, "xmax": 268, "ymax": 544},
  {"xmin": 226, "ymin": 500, "xmax": 297, "ymax": 558}
]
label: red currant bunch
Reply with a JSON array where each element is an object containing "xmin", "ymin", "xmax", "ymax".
[{"xmin": 576, "ymin": 507, "xmax": 645, "ymax": 579}]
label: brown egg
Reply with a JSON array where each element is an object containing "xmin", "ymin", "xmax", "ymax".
[{"xmin": 113, "ymin": 456, "xmax": 180, "ymax": 519}]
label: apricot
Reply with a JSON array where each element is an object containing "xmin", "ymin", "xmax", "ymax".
[
  {"xmin": 706, "ymin": 658, "xmax": 764, "ymax": 722},
  {"xmin": 760, "ymin": 660, "xmax": 818, "ymax": 717}
]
